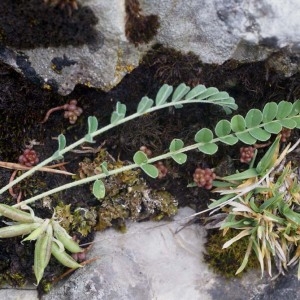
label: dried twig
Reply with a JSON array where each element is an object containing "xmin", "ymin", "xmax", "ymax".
[{"xmin": 0, "ymin": 161, "xmax": 74, "ymax": 176}]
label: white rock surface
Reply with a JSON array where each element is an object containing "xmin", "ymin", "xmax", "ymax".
[
  {"xmin": 140, "ymin": 0, "xmax": 300, "ymax": 64},
  {"xmin": 0, "ymin": 288, "xmax": 38, "ymax": 300},
  {"xmin": 41, "ymin": 207, "xmax": 266, "ymax": 300}
]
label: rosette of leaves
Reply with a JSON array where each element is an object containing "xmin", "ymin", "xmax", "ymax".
[
  {"xmin": 208, "ymin": 136, "xmax": 300, "ymax": 278},
  {"xmin": 0, "ymin": 204, "xmax": 83, "ymax": 284}
]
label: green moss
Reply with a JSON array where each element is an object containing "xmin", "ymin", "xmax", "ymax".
[
  {"xmin": 0, "ymin": 272, "xmax": 26, "ymax": 287},
  {"xmin": 40, "ymin": 279, "xmax": 53, "ymax": 294},
  {"xmin": 76, "ymin": 149, "xmax": 178, "ymax": 231},
  {"xmin": 54, "ymin": 202, "xmax": 97, "ymax": 237},
  {"xmin": 205, "ymin": 229, "xmax": 259, "ymax": 278}
]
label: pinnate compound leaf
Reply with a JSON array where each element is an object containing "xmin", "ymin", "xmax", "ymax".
[
  {"xmin": 245, "ymin": 109, "xmax": 263, "ymax": 127},
  {"xmin": 263, "ymin": 102, "xmax": 278, "ymax": 122},
  {"xmin": 198, "ymin": 143, "xmax": 218, "ymax": 155},
  {"xmin": 133, "ymin": 151, "xmax": 148, "ymax": 165},
  {"xmin": 263, "ymin": 121, "xmax": 282, "ymax": 134},
  {"xmin": 194, "ymin": 128, "xmax": 214, "ymax": 143},
  {"xmin": 231, "ymin": 115, "xmax": 246, "ymax": 132},
  {"xmin": 276, "ymin": 101, "xmax": 293, "ymax": 119},
  {"xmin": 184, "ymin": 85, "xmax": 206, "ymax": 100},
  {"xmin": 171, "ymin": 153, "xmax": 187, "ymax": 164},
  {"xmin": 169, "ymin": 139, "xmax": 184, "ymax": 151},
  {"xmin": 215, "ymin": 120, "xmax": 231, "ymax": 137},
  {"xmin": 155, "ymin": 84, "xmax": 173, "ymax": 106},
  {"xmin": 171, "ymin": 83, "xmax": 190, "ymax": 102},
  {"xmin": 93, "ymin": 179, "xmax": 105, "ymax": 200},
  {"xmin": 141, "ymin": 164, "xmax": 159, "ymax": 178},
  {"xmin": 248, "ymin": 128, "xmax": 271, "ymax": 141},
  {"xmin": 137, "ymin": 97, "xmax": 154, "ymax": 113},
  {"xmin": 235, "ymin": 132, "xmax": 257, "ymax": 145}
]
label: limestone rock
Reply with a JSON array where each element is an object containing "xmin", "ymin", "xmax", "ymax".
[
  {"xmin": 1, "ymin": 0, "xmax": 299, "ymax": 95},
  {"xmin": 41, "ymin": 208, "xmax": 267, "ymax": 300}
]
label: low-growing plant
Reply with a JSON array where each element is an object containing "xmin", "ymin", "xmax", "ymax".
[
  {"xmin": 0, "ymin": 83, "xmax": 300, "ymax": 284},
  {"xmin": 206, "ymin": 135, "xmax": 300, "ymax": 278}
]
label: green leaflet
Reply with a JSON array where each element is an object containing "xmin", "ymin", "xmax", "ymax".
[
  {"xmin": 141, "ymin": 164, "xmax": 159, "ymax": 178},
  {"xmin": 133, "ymin": 151, "xmax": 148, "ymax": 165},
  {"xmin": 194, "ymin": 128, "xmax": 214, "ymax": 143},
  {"xmin": 231, "ymin": 115, "xmax": 246, "ymax": 132},
  {"xmin": 245, "ymin": 109, "xmax": 263, "ymax": 127},
  {"xmin": 215, "ymin": 120, "xmax": 231, "ymax": 137},
  {"xmin": 137, "ymin": 97, "xmax": 154, "ymax": 113},
  {"xmin": 262, "ymin": 102, "xmax": 277, "ymax": 122},
  {"xmin": 155, "ymin": 84, "xmax": 173, "ymax": 106},
  {"xmin": 93, "ymin": 179, "xmax": 106, "ymax": 200},
  {"xmin": 171, "ymin": 83, "xmax": 191, "ymax": 102}
]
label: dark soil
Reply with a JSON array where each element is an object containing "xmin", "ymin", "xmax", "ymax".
[{"xmin": 0, "ymin": 43, "xmax": 300, "ymax": 292}]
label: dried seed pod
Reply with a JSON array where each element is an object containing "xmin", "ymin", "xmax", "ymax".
[
  {"xmin": 0, "ymin": 223, "xmax": 40, "ymax": 238},
  {"xmin": 0, "ymin": 204, "xmax": 42, "ymax": 223},
  {"xmin": 22, "ymin": 219, "xmax": 50, "ymax": 242},
  {"xmin": 51, "ymin": 240, "xmax": 83, "ymax": 269},
  {"xmin": 34, "ymin": 224, "xmax": 53, "ymax": 284},
  {"xmin": 52, "ymin": 221, "xmax": 83, "ymax": 253}
]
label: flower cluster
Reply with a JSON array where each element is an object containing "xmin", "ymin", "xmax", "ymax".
[
  {"xmin": 63, "ymin": 100, "xmax": 83, "ymax": 124},
  {"xmin": 280, "ymin": 127, "xmax": 292, "ymax": 142},
  {"xmin": 155, "ymin": 161, "xmax": 168, "ymax": 179},
  {"xmin": 41, "ymin": 99, "xmax": 83, "ymax": 124},
  {"xmin": 239, "ymin": 146, "xmax": 255, "ymax": 163},
  {"xmin": 18, "ymin": 149, "xmax": 39, "ymax": 167},
  {"xmin": 193, "ymin": 167, "xmax": 216, "ymax": 190},
  {"xmin": 139, "ymin": 145, "xmax": 153, "ymax": 157}
]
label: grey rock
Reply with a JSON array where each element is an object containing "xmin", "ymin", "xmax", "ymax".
[
  {"xmin": 0, "ymin": 288, "xmax": 38, "ymax": 300},
  {"xmin": 1, "ymin": 0, "xmax": 300, "ymax": 94},
  {"xmin": 0, "ymin": 0, "xmax": 143, "ymax": 95},
  {"xmin": 253, "ymin": 270, "xmax": 300, "ymax": 300},
  {"xmin": 42, "ymin": 207, "xmax": 269, "ymax": 300},
  {"xmin": 141, "ymin": 0, "xmax": 300, "ymax": 68}
]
